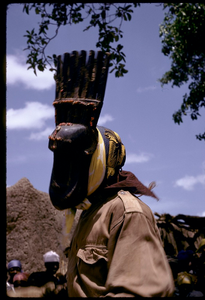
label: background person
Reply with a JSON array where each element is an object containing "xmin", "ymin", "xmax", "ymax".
[{"xmin": 7, "ymin": 259, "xmax": 22, "ymax": 286}]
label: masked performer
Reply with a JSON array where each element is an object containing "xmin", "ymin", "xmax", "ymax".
[{"xmin": 48, "ymin": 50, "xmax": 174, "ymax": 297}]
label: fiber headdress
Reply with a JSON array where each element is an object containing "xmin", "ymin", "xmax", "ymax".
[
  {"xmin": 49, "ymin": 50, "xmax": 110, "ymax": 210},
  {"xmin": 53, "ymin": 50, "xmax": 110, "ymax": 127}
]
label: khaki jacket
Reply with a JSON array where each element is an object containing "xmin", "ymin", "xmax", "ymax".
[{"xmin": 67, "ymin": 190, "xmax": 174, "ymax": 297}]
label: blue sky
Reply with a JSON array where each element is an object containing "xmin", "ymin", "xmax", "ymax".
[{"xmin": 6, "ymin": 3, "xmax": 205, "ymax": 216}]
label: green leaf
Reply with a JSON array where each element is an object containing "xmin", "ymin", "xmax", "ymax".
[
  {"xmin": 101, "ymin": 9, "xmax": 105, "ymax": 19},
  {"xmin": 49, "ymin": 68, "xmax": 57, "ymax": 72},
  {"xmin": 38, "ymin": 64, "xmax": 44, "ymax": 72},
  {"xmin": 35, "ymin": 7, "xmax": 40, "ymax": 14},
  {"xmin": 23, "ymin": 4, "xmax": 29, "ymax": 15},
  {"xmin": 110, "ymin": 67, "xmax": 116, "ymax": 73},
  {"xmin": 116, "ymin": 44, "xmax": 123, "ymax": 51},
  {"xmin": 127, "ymin": 13, "xmax": 132, "ymax": 21},
  {"xmin": 115, "ymin": 35, "xmax": 119, "ymax": 42},
  {"xmin": 125, "ymin": 5, "xmax": 132, "ymax": 10}
]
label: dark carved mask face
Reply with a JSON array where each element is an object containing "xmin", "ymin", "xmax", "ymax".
[{"xmin": 48, "ymin": 123, "xmax": 98, "ymax": 209}]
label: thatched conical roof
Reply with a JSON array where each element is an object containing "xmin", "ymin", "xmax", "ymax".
[{"xmin": 6, "ymin": 177, "xmax": 80, "ymax": 274}]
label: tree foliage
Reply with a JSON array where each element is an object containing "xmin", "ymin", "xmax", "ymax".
[
  {"xmin": 22, "ymin": 3, "xmax": 205, "ymax": 140},
  {"xmin": 23, "ymin": 3, "xmax": 140, "ymax": 78},
  {"xmin": 159, "ymin": 3, "xmax": 205, "ymax": 140}
]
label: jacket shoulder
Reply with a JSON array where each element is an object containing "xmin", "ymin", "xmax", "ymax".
[
  {"xmin": 117, "ymin": 190, "xmax": 156, "ymax": 223},
  {"xmin": 117, "ymin": 190, "xmax": 143, "ymax": 213}
]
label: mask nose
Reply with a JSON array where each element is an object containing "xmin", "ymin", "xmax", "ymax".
[{"xmin": 48, "ymin": 124, "xmax": 98, "ymax": 209}]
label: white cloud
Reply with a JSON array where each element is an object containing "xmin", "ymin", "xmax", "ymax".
[
  {"xmin": 7, "ymin": 54, "xmax": 55, "ymax": 90},
  {"xmin": 174, "ymin": 174, "xmax": 205, "ymax": 191},
  {"xmin": 125, "ymin": 152, "xmax": 153, "ymax": 164},
  {"xmin": 28, "ymin": 127, "xmax": 54, "ymax": 141},
  {"xmin": 98, "ymin": 114, "xmax": 114, "ymax": 126},
  {"xmin": 7, "ymin": 102, "xmax": 54, "ymax": 130},
  {"xmin": 196, "ymin": 211, "xmax": 205, "ymax": 217},
  {"xmin": 136, "ymin": 85, "xmax": 157, "ymax": 93}
]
